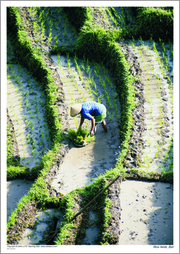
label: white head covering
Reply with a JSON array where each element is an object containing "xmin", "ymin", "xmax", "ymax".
[{"xmin": 70, "ymin": 104, "xmax": 82, "ymax": 117}]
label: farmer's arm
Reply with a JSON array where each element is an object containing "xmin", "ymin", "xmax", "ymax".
[{"xmin": 80, "ymin": 116, "xmax": 84, "ymax": 127}]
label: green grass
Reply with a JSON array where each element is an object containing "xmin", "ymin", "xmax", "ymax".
[{"xmin": 7, "ymin": 124, "xmax": 14, "ymax": 163}]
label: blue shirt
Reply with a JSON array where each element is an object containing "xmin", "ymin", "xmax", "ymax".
[{"xmin": 81, "ymin": 101, "xmax": 104, "ymax": 120}]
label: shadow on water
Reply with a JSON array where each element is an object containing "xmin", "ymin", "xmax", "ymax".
[
  {"xmin": 147, "ymin": 182, "xmax": 173, "ymax": 245},
  {"xmin": 7, "ymin": 179, "xmax": 33, "ymax": 221}
]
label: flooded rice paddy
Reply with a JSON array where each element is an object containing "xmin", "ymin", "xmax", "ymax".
[{"xmin": 6, "ymin": 6, "xmax": 174, "ymax": 247}]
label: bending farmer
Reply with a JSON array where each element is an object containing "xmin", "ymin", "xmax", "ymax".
[{"xmin": 70, "ymin": 101, "xmax": 107, "ymax": 136}]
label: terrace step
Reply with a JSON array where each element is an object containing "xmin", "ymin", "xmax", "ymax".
[
  {"xmin": 7, "ymin": 64, "xmax": 51, "ymax": 170},
  {"xmin": 129, "ymin": 42, "xmax": 173, "ymax": 174}
]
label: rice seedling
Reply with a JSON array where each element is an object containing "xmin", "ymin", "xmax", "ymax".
[
  {"xmin": 120, "ymin": 7, "xmax": 126, "ymax": 25},
  {"xmin": 54, "ymin": 34, "xmax": 58, "ymax": 45},
  {"xmin": 91, "ymin": 79, "xmax": 97, "ymax": 93},
  {"xmin": 38, "ymin": 9, "xmax": 44, "ymax": 22},
  {"xmin": 48, "ymin": 28, "xmax": 53, "ymax": 45},
  {"xmin": 80, "ymin": 60, "xmax": 86, "ymax": 71},
  {"xmin": 74, "ymin": 58, "xmax": 84, "ymax": 83},
  {"xmin": 66, "ymin": 53, "xmax": 72, "ymax": 71},
  {"xmin": 67, "ymin": 127, "xmax": 95, "ymax": 145},
  {"xmin": 7, "ymin": 64, "xmax": 11, "ymax": 71},
  {"xmin": 63, "ymin": 25, "xmax": 67, "ymax": 38},
  {"xmin": 35, "ymin": 103, "xmax": 40, "ymax": 112},
  {"xmin": 32, "ymin": 140, "xmax": 36, "ymax": 150},
  {"xmin": 41, "ymin": 22, "xmax": 46, "ymax": 44},
  {"xmin": 27, "ymin": 137, "xmax": 31, "ymax": 144},
  {"xmin": 17, "ymin": 63, "xmax": 21, "ymax": 72},
  {"xmin": 110, "ymin": 7, "xmax": 121, "ymax": 26},
  {"xmin": 106, "ymin": 7, "xmax": 118, "ymax": 26},
  {"xmin": 15, "ymin": 85, "xmax": 19, "ymax": 93},
  {"xmin": 11, "ymin": 70, "xmax": 16, "ymax": 78},
  {"xmin": 94, "ymin": 69, "xmax": 99, "ymax": 78},
  {"xmin": 33, "ymin": 21, "xmax": 38, "ymax": 36},
  {"xmin": 18, "ymin": 79, "xmax": 22, "ymax": 86},
  {"xmin": 140, "ymin": 37, "xmax": 145, "ymax": 50},
  {"xmin": 85, "ymin": 58, "xmax": 93, "ymax": 73},
  {"xmin": 107, "ymin": 111, "xmax": 114, "ymax": 121},
  {"xmin": 35, "ymin": 160, "xmax": 39, "ymax": 165},
  {"xmin": 57, "ymin": 54, "xmax": 61, "ymax": 66},
  {"xmin": 32, "ymin": 151, "xmax": 37, "ymax": 158},
  {"xmin": 26, "ymin": 102, "xmax": 31, "ymax": 110},
  {"xmin": 100, "ymin": 80, "xmax": 112, "ymax": 108}
]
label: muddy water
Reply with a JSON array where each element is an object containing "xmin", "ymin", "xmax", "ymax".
[
  {"xmin": 118, "ymin": 41, "xmax": 173, "ymax": 245},
  {"xmin": 82, "ymin": 211, "xmax": 99, "ymax": 245},
  {"xmin": 7, "ymin": 180, "xmax": 33, "ymax": 221},
  {"xmin": 52, "ymin": 127, "xmax": 120, "ymax": 195},
  {"xmin": 7, "ymin": 63, "xmax": 51, "ymax": 219},
  {"xmin": 7, "ymin": 64, "xmax": 51, "ymax": 169},
  {"xmin": 119, "ymin": 180, "xmax": 173, "ymax": 245},
  {"xmin": 51, "ymin": 55, "xmax": 121, "ymax": 195}
]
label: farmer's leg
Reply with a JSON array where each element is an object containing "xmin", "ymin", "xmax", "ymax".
[
  {"xmin": 101, "ymin": 119, "xmax": 107, "ymax": 132},
  {"xmin": 94, "ymin": 123, "xmax": 98, "ymax": 133}
]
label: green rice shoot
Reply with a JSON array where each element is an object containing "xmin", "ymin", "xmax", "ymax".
[{"xmin": 67, "ymin": 127, "xmax": 95, "ymax": 145}]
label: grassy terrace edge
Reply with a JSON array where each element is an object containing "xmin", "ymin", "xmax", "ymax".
[
  {"xmin": 7, "ymin": 7, "xmax": 64, "ymax": 243},
  {"xmin": 7, "ymin": 6, "xmax": 173, "ymax": 245}
]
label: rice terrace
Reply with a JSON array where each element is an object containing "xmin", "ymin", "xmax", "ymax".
[{"xmin": 5, "ymin": 4, "xmax": 176, "ymax": 249}]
